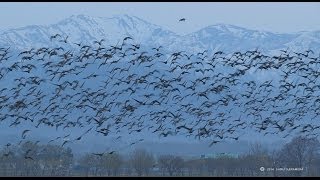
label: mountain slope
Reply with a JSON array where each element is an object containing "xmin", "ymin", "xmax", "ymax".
[
  {"xmin": 0, "ymin": 14, "xmax": 179, "ymax": 50},
  {"xmin": 0, "ymin": 14, "xmax": 319, "ymax": 53}
]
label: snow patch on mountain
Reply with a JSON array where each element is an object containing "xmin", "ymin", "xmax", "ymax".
[{"xmin": 0, "ymin": 14, "xmax": 319, "ymax": 54}]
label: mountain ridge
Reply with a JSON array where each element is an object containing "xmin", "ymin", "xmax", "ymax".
[{"xmin": 1, "ymin": 14, "xmax": 319, "ymax": 53}]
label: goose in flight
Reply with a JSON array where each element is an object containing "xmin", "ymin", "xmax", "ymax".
[
  {"xmin": 60, "ymin": 36, "xmax": 69, "ymax": 43},
  {"xmin": 50, "ymin": 34, "xmax": 61, "ymax": 41},
  {"xmin": 22, "ymin": 129, "xmax": 31, "ymax": 139}
]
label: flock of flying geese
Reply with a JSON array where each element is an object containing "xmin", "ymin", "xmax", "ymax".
[{"xmin": 0, "ymin": 32, "xmax": 320, "ymax": 159}]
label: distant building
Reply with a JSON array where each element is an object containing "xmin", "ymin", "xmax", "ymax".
[
  {"xmin": 215, "ymin": 152, "xmax": 239, "ymax": 158},
  {"xmin": 185, "ymin": 152, "xmax": 239, "ymax": 160},
  {"xmin": 198, "ymin": 153, "xmax": 239, "ymax": 159}
]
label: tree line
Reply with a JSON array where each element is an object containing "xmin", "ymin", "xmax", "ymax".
[{"xmin": 0, "ymin": 136, "xmax": 319, "ymax": 176}]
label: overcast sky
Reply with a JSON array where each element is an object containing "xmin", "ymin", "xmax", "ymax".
[{"xmin": 0, "ymin": 2, "xmax": 320, "ymax": 35}]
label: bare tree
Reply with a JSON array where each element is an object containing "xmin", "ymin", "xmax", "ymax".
[
  {"xmin": 101, "ymin": 153, "xmax": 123, "ymax": 176},
  {"xmin": 78, "ymin": 153, "xmax": 100, "ymax": 176},
  {"xmin": 247, "ymin": 142, "xmax": 271, "ymax": 176},
  {"xmin": 130, "ymin": 148, "xmax": 155, "ymax": 176},
  {"xmin": 277, "ymin": 136, "xmax": 320, "ymax": 176},
  {"xmin": 18, "ymin": 141, "xmax": 41, "ymax": 176},
  {"xmin": 0, "ymin": 145, "xmax": 18, "ymax": 176},
  {"xmin": 37, "ymin": 144, "xmax": 73, "ymax": 176},
  {"xmin": 184, "ymin": 158, "xmax": 206, "ymax": 176},
  {"xmin": 158, "ymin": 154, "xmax": 184, "ymax": 176},
  {"xmin": 205, "ymin": 158, "xmax": 216, "ymax": 176}
]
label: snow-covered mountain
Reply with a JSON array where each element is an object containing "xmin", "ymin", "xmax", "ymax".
[
  {"xmin": 0, "ymin": 14, "xmax": 319, "ymax": 53},
  {"xmin": 181, "ymin": 24, "xmax": 298, "ymax": 52},
  {"xmin": 0, "ymin": 14, "xmax": 178, "ymax": 50}
]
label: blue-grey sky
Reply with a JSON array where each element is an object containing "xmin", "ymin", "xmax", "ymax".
[{"xmin": 0, "ymin": 2, "xmax": 320, "ymax": 35}]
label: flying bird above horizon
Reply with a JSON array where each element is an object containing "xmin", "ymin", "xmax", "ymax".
[{"xmin": 179, "ymin": 18, "xmax": 186, "ymax": 22}]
